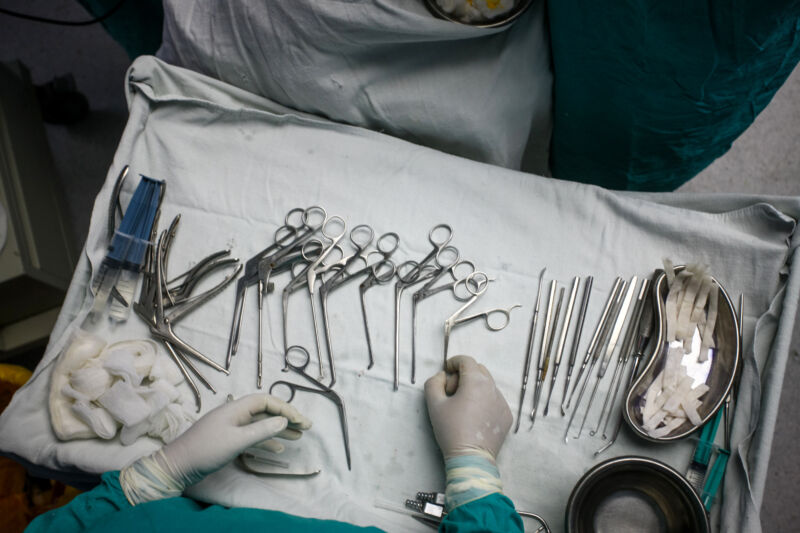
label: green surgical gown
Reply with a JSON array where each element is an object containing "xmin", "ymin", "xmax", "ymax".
[{"xmin": 25, "ymin": 471, "xmax": 523, "ymax": 533}]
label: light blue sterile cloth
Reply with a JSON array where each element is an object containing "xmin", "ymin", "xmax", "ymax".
[
  {"xmin": 157, "ymin": 0, "xmax": 553, "ymax": 174},
  {"xmin": 1, "ymin": 57, "xmax": 798, "ymax": 532}
]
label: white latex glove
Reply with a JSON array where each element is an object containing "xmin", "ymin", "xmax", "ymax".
[
  {"xmin": 425, "ymin": 355, "xmax": 513, "ymax": 511},
  {"xmin": 424, "ymin": 355, "xmax": 512, "ymax": 461},
  {"xmin": 120, "ymin": 393, "xmax": 311, "ymax": 504}
]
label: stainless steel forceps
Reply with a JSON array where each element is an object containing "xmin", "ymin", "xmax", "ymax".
[
  {"xmin": 393, "ymin": 224, "xmax": 453, "ymax": 390},
  {"xmin": 411, "ymin": 253, "xmax": 475, "ymax": 384},
  {"xmin": 226, "ymin": 206, "xmax": 327, "ymax": 369},
  {"xmin": 280, "ymin": 216, "xmax": 347, "ymax": 385},
  {"xmin": 270, "ymin": 345, "xmax": 351, "ymax": 470},
  {"xmin": 134, "ymin": 215, "xmax": 241, "ymax": 411},
  {"xmin": 319, "ymin": 230, "xmax": 400, "ymax": 372},
  {"xmin": 442, "ymin": 272, "xmax": 521, "ymax": 365}
]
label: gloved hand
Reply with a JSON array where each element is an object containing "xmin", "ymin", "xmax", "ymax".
[
  {"xmin": 120, "ymin": 393, "xmax": 311, "ymax": 505},
  {"xmin": 425, "ymin": 355, "xmax": 512, "ymax": 460},
  {"xmin": 425, "ymin": 355, "xmax": 513, "ymax": 511}
]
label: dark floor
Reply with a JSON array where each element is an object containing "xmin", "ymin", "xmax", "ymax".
[{"xmin": 1, "ymin": 1, "xmax": 799, "ymax": 531}]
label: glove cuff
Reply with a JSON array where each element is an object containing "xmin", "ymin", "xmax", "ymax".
[
  {"xmin": 444, "ymin": 452, "xmax": 503, "ymax": 511},
  {"xmin": 120, "ymin": 449, "xmax": 195, "ymax": 505}
]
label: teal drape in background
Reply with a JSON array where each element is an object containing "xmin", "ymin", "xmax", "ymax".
[{"xmin": 549, "ymin": 1, "xmax": 800, "ymax": 191}]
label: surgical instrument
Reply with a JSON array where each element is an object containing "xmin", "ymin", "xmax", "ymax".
[
  {"xmin": 576, "ymin": 277, "xmax": 637, "ymax": 439},
  {"xmin": 701, "ymin": 446, "xmax": 730, "ymax": 511},
  {"xmin": 281, "ymin": 216, "xmax": 347, "ymax": 384},
  {"xmin": 596, "ymin": 279, "xmax": 651, "ymax": 438},
  {"xmin": 564, "ymin": 279, "xmax": 624, "ymax": 442},
  {"xmin": 724, "ymin": 293, "xmax": 743, "ymax": 449},
  {"xmin": 133, "ymin": 216, "xmax": 241, "ymax": 411},
  {"xmin": 561, "ymin": 276, "xmax": 593, "ymax": 416},
  {"xmin": 686, "ymin": 407, "xmax": 724, "ymax": 492},
  {"xmin": 592, "ymin": 279, "xmax": 649, "ymax": 436},
  {"xmin": 412, "ymin": 253, "xmax": 475, "ymax": 383},
  {"xmin": 514, "ymin": 267, "xmax": 546, "ymax": 433},
  {"xmin": 359, "ymin": 259, "xmax": 398, "ymax": 368},
  {"xmin": 106, "ymin": 164, "xmax": 129, "ymax": 243},
  {"xmin": 393, "ymin": 260, "xmax": 441, "ymax": 388},
  {"xmin": 543, "ymin": 277, "xmax": 579, "ymax": 416},
  {"xmin": 319, "ymin": 229, "xmax": 399, "ymax": 377},
  {"xmin": 226, "ymin": 206, "xmax": 326, "ymax": 369},
  {"xmin": 92, "ymin": 174, "xmax": 163, "ymax": 322},
  {"xmin": 394, "ymin": 224, "xmax": 453, "ymax": 390},
  {"xmin": 530, "ymin": 283, "xmax": 561, "ymax": 426},
  {"xmin": 270, "ymin": 345, "xmax": 352, "ymax": 470},
  {"xmin": 443, "ymin": 272, "xmax": 521, "ymax": 364},
  {"xmin": 253, "ymin": 246, "xmax": 319, "ymax": 388},
  {"xmin": 564, "ymin": 277, "xmax": 623, "ymax": 411},
  {"xmin": 403, "ymin": 491, "xmax": 551, "ymax": 533},
  {"xmin": 594, "ymin": 285, "xmax": 655, "ymax": 456}
]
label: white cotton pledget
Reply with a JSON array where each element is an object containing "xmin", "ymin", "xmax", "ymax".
[
  {"xmin": 647, "ymin": 416, "xmax": 686, "ymax": 439},
  {"xmin": 102, "ymin": 340, "xmax": 158, "ymax": 385},
  {"xmin": 98, "ymin": 381, "xmax": 151, "ymax": 427},
  {"xmin": 120, "ymin": 419, "xmax": 152, "ymax": 446},
  {"xmin": 50, "ymin": 333, "xmax": 191, "ymax": 446},
  {"xmin": 148, "ymin": 378, "xmax": 181, "ymax": 403},
  {"xmin": 69, "ymin": 365, "xmax": 114, "ymax": 400},
  {"xmin": 71, "ymin": 401, "xmax": 118, "ymax": 440},
  {"xmin": 663, "ymin": 346, "xmax": 683, "ymax": 391},
  {"xmin": 149, "ymin": 403, "xmax": 192, "ymax": 443},
  {"xmin": 149, "ymin": 355, "xmax": 184, "ymax": 386},
  {"xmin": 685, "ymin": 402, "xmax": 703, "ymax": 426},
  {"xmin": 662, "ymin": 376, "xmax": 695, "ymax": 413},
  {"xmin": 49, "ymin": 330, "xmax": 108, "ymax": 440},
  {"xmin": 663, "ymin": 258, "xmax": 675, "ymax": 287},
  {"xmin": 61, "ymin": 383, "xmax": 90, "ymax": 403},
  {"xmin": 138, "ymin": 385, "xmax": 171, "ymax": 414}
]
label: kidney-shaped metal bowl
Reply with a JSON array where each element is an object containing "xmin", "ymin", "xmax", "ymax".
[
  {"xmin": 566, "ymin": 456, "xmax": 710, "ymax": 533},
  {"xmin": 623, "ymin": 266, "xmax": 739, "ymax": 442},
  {"xmin": 424, "ymin": 0, "xmax": 537, "ymax": 28}
]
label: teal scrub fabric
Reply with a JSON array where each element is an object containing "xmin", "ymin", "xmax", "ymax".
[
  {"xmin": 549, "ymin": 0, "xmax": 800, "ymax": 191},
  {"xmin": 25, "ymin": 472, "xmax": 522, "ymax": 532}
]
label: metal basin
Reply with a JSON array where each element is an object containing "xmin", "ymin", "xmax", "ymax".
[
  {"xmin": 566, "ymin": 456, "xmax": 710, "ymax": 533},
  {"xmin": 423, "ymin": 0, "xmax": 537, "ymax": 28},
  {"xmin": 623, "ymin": 266, "xmax": 739, "ymax": 442}
]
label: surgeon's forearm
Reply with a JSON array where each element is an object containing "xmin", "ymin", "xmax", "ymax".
[
  {"xmin": 437, "ymin": 454, "xmax": 522, "ymax": 533},
  {"xmin": 25, "ymin": 471, "xmax": 132, "ymax": 533},
  {"xmin": 439, "ymin": 492, "xmax": 523, "ymax": 533}
]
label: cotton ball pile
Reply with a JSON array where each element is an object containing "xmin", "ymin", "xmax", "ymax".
[
  {"xmin": 435, "ymin": 0, "xmax": 517, "ymax": 23},
  {"xmin": 639, "ymin": 261, "xmax": 718, "ymax": 438},
  {"xmin": 49, "ymin": 330, "xmax": 193, "ymax": 445}
]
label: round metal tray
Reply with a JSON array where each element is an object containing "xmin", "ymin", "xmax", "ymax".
[
  {"xmin": 423, "ymin": 0, "xmax": 537, "ymax": 28},
  {"xmin": 566, "ymin": 456, "xmax": 710, "ymax": 533}
]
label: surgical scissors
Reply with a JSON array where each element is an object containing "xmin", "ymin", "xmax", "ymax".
[
  {"xmin": 443, "ymin": 272, "xmax": 521, "ymax": 364},
  {"xmin": 393, "ymin": 224, "xmax": 453, "ymax": 390},
  {"xmin": 411, "ymin": 250, "xmax": 474, "ymax": 383},
  {"xmin": 226, "ymin": 206, "xmax": 326, "ymax": 368},
  {"xmin": 269, "ymin": 345, "xmax": 351, "ymax": 470}
]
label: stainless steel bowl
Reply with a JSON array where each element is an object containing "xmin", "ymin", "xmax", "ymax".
[
  {"xmin": 424, "ymin": 0, "xmax": 537, "ymax": 28},
  {"xmin": 623, "ymin": 266, "xmax": 740, "ymax": 442},
  {"xmin": 566, "ymin": 456, "xmax": 710, "ymax": 533}
]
